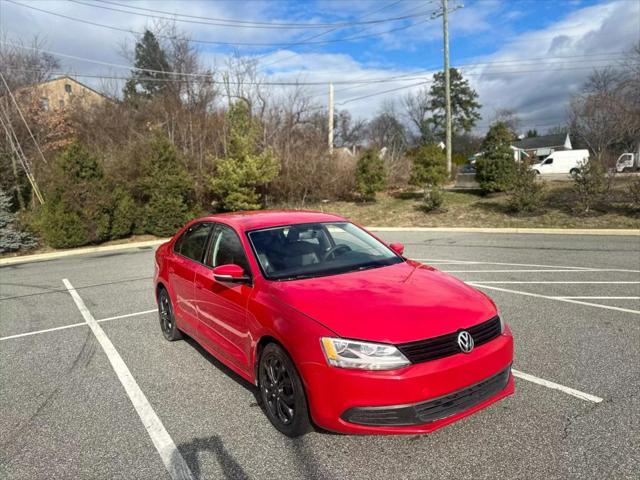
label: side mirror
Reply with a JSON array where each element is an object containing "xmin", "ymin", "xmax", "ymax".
[
  {"xmin": 212, "ymin": 264, "xmax": 251, "ymax": 285},
  {"xmin": 389, "ymin": 242, "xmax": 405, "ymax": 255}
]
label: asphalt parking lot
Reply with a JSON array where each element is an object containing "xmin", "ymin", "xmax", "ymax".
[{"xmin": 1, "ymin": 231, "xmax": 639, "ymax": 479}]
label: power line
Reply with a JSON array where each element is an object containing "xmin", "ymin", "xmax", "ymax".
[
  {"xmin": 0, "ymin": 71, "xmax": 48, "ymax": 166},
  {"xmin": 337, "ymin": 81, "xmax": 429, "ymax": 105},
  {"xmin": 3, "ymin": 42, "xmax": 629, "ymax": 84},
  {"xmin": 7, "ymin": 0, "xmax": 433, "ymax": 48},
  {"xmin": 258, "ymin": 0, "xmax": 411, "ymax": 69},
  {"xmin": 69, "ymin": 0, "xmax": 432, "ymax": 29}
]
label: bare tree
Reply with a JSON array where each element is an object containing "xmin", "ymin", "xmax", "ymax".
[{"xmin": 0, "ymin": 35, "xmax": 60, "ymax": 92}]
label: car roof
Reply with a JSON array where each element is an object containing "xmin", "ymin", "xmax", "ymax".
[{"xmin": 194, "ymin": 210, "xmax": 348, "ymax": 232}]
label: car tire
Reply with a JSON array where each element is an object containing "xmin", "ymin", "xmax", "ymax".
[
  {"xmin": 158, "ymin": 288, "xmax": 183, "ymax": 341},
  {"xmin": 533, "ymin": 169, "xmax": 540, "ymax": 175},
  {"xmin": 258, "ymin": 343, "xmax": 311, "ymax": 437},
  {"xmin": 570, "ymin": 168, "xmax": 579, "ymax": 175}
]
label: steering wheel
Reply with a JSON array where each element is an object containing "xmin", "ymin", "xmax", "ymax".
[{"xmin": 322, "ymin": 244, "xmax": 352, "ymax": 261}]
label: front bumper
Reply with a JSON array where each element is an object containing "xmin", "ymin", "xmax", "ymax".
[
  {"xmin": 342, "ymin": 366, "xmax": 511, "ymax": 426},
  {"xmin": 300, "ymin": 328, "xmax": 514, "ymax": 435}
]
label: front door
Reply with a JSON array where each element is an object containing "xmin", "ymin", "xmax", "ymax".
[{"xmin": 194, "ymin": 223, "xmax": 254, "ymax": 372}]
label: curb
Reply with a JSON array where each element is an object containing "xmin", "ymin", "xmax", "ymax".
[
  {"xmin": 2, "ymin": 227, "xmax": 639, "ymax": 267},
  {"xmin": 0, "ymin": 239, "xmax": 169, "ymax": 267}
]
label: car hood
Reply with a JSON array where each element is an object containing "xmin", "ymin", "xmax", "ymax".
[{"xmin": 267, "ymin": 261, "xmax": 497, "ymax": 344}]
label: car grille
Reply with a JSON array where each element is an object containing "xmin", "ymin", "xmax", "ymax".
[
  {"xmin": 396, "ymin": 316, "xmax": 502, "ymax": 364},
  {"xmin": 341, "ymin": 367, "xmax": 511, "ymax": 426}
]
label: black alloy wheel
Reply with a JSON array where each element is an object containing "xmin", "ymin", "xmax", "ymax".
[
  {"xmin": 158, "ymin": 288, "xmax": 182, "ymax": 341},
  {"xmin": 258, "ymin": 343, "xmax": 311, "ymax": 437}
]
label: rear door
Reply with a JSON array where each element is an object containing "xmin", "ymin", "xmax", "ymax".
[
  {"xmin": 194, "ymin": 223, "xmax": 254, "ymax": 372},
  {"xmin": 168, "ymin": 222, "xmax": 214, "ymax": 337}
]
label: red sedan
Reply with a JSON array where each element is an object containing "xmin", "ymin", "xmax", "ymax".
[{"xmin": 154, "ymin": 211, "xmax": 514, "ymax": 436}]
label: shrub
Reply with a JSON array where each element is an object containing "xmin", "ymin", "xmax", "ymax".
[
  {"xmin": 37, "ymin": 141, "xmax": 143, "ymax": 247},
  {"xmin": 627, "ymin": 178, "xmax": 640, "ymax": 210},
  {"xmin": 138, "ymin": 134, "xmax": 197, "ymax": 234},
  {"xmin": 572, "ymin": 159, "xmax": 610, "ymax": 214},
  {"xmin": 422, "ymin": 185, "xmax": 444, "ymax": 212},
  {"xmin": 508, "ymin": 160, "xmax": 545, "ymax": 213},
  {"xmin": 475, "ymin": 122, "xmax": 516, "ymax": 193},
  {"xmin": 37, "ymin": 141, "xmax": 111, "ymax": 248},
  {"xmin": 408, "ymin": 144, "xmax": 447, "ymax": 188},
  {"xmin": 39, "ymin": 201, "xmax": 90, "ymax": 248},
  {"xmin": 355, "ymin": 148, "xmax": 386, "ymax": 201},
  {"xmin": 0, "ymin": 187, "xmax": 37, "ymax": 253},
  {"xmin": 209, "ymin": 102, "xmax": 279, "ymax": 211},
  {"xmin": 109, "ymin": 188, "xmax": 137, "ymax": 239}
]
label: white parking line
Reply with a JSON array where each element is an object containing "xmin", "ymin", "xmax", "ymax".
[
  {"xmin": 0, "ymin": 309, "xmax": 156, "ymax": 342},
  {"xmin": 512, "ymin": 369, "xmax": 603, "ymax": 403},
  {"xmin": 417, "ymin": 258, "xmax": 592, "ymax": 270},
  {"xmin": 464, "ymin": 281, "xmax": 640, "ymax": 284},
  {"xmin": 443, "ymin": 269, "xmax": 620, "ymax": 273},
  {"xmin": 553, "ymin": 296, "xmax": 640, "ymax": 300},
  {"xmin": 62, "ymin": 279, "xmax": 194, "ymax": 480},
  {"xmin": 416, "ymin": 258, "xmax": 640, "ymax": 273},
  {"xmin": 469, "ymin": 283, "xmax": 640, "ymax": 315}
]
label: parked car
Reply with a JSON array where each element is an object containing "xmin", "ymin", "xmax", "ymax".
[
  {"xmin": 154, "ymin": 211, "xmax": 514, "ymax": 436},
  {"xmin": 530, "ymin": 149, "xmax": 589, "ymax": 175}
]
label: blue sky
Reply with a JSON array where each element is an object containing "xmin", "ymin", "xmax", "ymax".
[{"xmin": 2, "ymin": 0, "xmax": 639, "ymax": 133}]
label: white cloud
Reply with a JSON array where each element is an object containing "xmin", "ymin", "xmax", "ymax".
[{"xmin": 3, "ymin": 0, "xmax": 638, "ymax": 134}]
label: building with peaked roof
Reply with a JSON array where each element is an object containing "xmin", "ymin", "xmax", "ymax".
[
  {"xmin": 513, "ymin": 133, "xmax": 572, "ymax": 161},
  {"xmin": 15, "ymin": 75, "xmax": 108, "ymax": 112}
]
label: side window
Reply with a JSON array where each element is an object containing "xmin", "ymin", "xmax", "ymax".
[
  {"xmin": 207, "ymin": 225, "xmax": 251, "ymax": 273},
  {"xmin": 544, "ymin": 158, "xmax": 553, "ymax": 165},
  {"xmin": 175, "ymin": 223, "xmax": 212, "ymax": 262}
]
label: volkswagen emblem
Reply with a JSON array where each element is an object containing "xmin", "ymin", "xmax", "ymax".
[{"xmin": 457, "ymin": 330, "xmax": 474, "ymax": 353}]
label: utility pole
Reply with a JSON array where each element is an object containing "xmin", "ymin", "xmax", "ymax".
[
  {"xmin": 328, "ymin": 82, "xmax": 334, "ymax": 155},
  {"xmin": 442, "ymin": 0, "xmax": 452, "ymax": 176}
]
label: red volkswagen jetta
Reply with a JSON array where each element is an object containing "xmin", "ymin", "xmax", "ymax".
[{"xmin": 154, "ymin": 211, "xmax": 514, "ymax": 437}]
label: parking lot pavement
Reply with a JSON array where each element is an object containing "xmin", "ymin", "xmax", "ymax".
[{"xmin": 1, "ymin": 232, "xmax": 639, "ymax": 479}]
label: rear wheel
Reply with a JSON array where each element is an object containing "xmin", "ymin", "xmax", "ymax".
[
  {"xmin": 258, "ymin": 343, "xmax": 311, "ymax": 437},
  {"xmin": 570, "ymin": 168, "xmax": 579, "ymax": 175},
  {"xmin": 158, "ymin": 288, "xmax": 182, "ymax": 341}
]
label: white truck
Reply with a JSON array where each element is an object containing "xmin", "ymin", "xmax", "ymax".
[
  {"xmin": 615, "ymin": 147, "xmax": 640, "ymax": 172},
  {"xmin": 530, "ymin": 149, "xmax": 590, "ymax": 175}
]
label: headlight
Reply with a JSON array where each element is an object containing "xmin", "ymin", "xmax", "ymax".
[{"xmin": 320, "ymin": 337, "xmax": 410, "ymax": 370}]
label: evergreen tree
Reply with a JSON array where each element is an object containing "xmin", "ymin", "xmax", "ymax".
[
  {"xmin": 209, "ymin": 102, "xmax": 279, "ymax": 211},
  {"xmin": 526, "ymin": 129, "xmax": 539, "ymax": 138},
  {"xmin": 38, "ymin": 142, "xmax": 137, "ymax": 247},
  {"xmin": 475, "ymin": 122, "xmax": 516, "ymax": 193},
  {"xmin": 355, "ymin": 148, "xmax": 386, "ymax": 201},
  {"xmin": 408, "ymin": 144, "xmax": 448, "ymax": 211},
  {"xmin": 138, "ymin": 134, "xmax": 196, "ymax": 235},
  {"xmin": 124, "ymin": 30, "xmax": 170, "ymax": 99},
  {"xmin": 428, "ymin": 68, "xmax": 481, "ymax": 139},
  {"xmin": 0, "ymin": 187, "xmax": 36, "ymax": 253}
]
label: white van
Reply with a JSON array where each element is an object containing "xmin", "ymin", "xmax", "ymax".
[{"xmin": 530, "ymin": 150, "xmax": 589, "ymax": 175}]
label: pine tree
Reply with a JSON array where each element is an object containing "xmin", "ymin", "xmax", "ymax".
[
  {"xmin": 355, "ymin": 148, "xmax": 386, "ymax": 201},
  {"xmin": 124, "ymin": 30, "xmax": 170, "ymax": 99},
  {"xmin": 0, "ymin": 187, "xmax": 36, "ymax": 253},
  {"xmin": 138, "ymin": 134, "xmax": 196, "ymax": 236},
  {"xmin": 475, "ymin": 122, "xmax": 516, "ymax": 193},
  {"xmin": 209, "ymin": 102, "xmax": 279, "ymax": 211},
  {"xmin": 428, "ymin": 68, "xmax": 481, "ymax": 139}
]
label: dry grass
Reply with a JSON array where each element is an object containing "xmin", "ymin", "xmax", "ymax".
[{"xmin": 277, "ymin": 180, "xmax": 640, "ymax": 229}]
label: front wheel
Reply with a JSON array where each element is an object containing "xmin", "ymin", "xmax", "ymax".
[
  {"xmin": 158, "ymin": 288, "xmax": 182, "ymax": 341},
  {"xmin": 569, "ymin": 168, "xmax": 579, "ymax": 175},
  {"xmin": 258, "ymin": 343, "xmax": 311, "ymax": 437}
]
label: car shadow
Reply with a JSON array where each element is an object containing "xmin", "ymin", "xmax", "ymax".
[{"xmin": 174, "ymin": 435, "xmax": 249, "ymax": 480}]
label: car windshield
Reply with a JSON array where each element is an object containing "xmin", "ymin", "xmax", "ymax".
[{"xmin": 247, "ymin": 222, "xmax": 403, "ymax": 280}]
